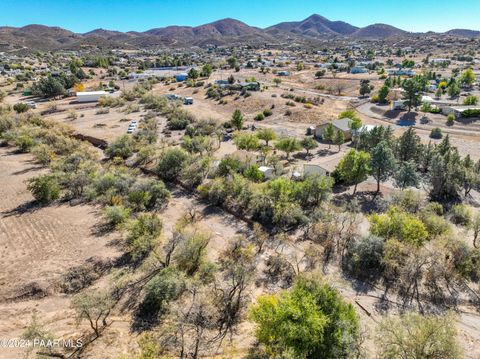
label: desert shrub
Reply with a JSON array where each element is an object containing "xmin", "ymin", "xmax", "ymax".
[
  {"xmin": 263, "ymin": 108, "xmax": 272, "ymax": 117},
  {"xmin": 93, "ymin": 168, "xmax": 136, "ymax": 200},
  {"xmin": 198, "ymin": 178, "xmax": 228, "ymax": 205},
  {"xmin": 461, "ymin": 108, "xmax": 480, "ymax": 118},
  {"xmin": 126, "ymin": 213, "xmax": 163, "ymax": 260},
  {"xmin": 449, "ymin": 204, "xmax": 472, "ymax": 226},
  {"xmin": 140, "ymin": 94, "xmax": 168, "ymax": 110},
  {"xmin": 376, "ymin": 312, "xmax": 462, "ymax": 359},
  {"xmin": 15, "ymin": 134, "xmax": 34, "ymax": 152},
  {"xmin": 346, "ymin": 235, "xmax": 385, "ymax": 277},
  {"xmin": 254, "ymin": 113, "xmax": 265, "ymax": 121},
  {"xmin": 423, "ymin": 202, "xmax": 444, "ymax": 215},
  {"xmin": 67, "ymin": 111, "xmax": 78, "ymax": 120},
  {"xmin": 96, "ymin": 108, "xmax": 110, "ymax": 115},
  {"xmin": 174, "ymin": 230, "xmax": 211, "ymax": 276},
  {"xmin": 167, "ymin": 117, "xmax": 189, "ymax": 130},
  {"xmin": 127, "ymin": 190, "xmax": 151, "ymax": 212},
  {"xmin": 13, "ymin": 103, "xmax": 30, "ymax": 113},
  {"xmin": 155, "ymin": 148, "xmax": 189, "ymax": 181},
  {"xmin": 430, "ymin": 127, "xmax": 443, "ymax": 139},
  {"xmin": 104, "ymin": 205, "xmax": 131, "ymax": 226},
  {"xmin": 105, "ymin": 135, "xmax": 136, "ymax": 159},
  {"xmin": 463, "ymin": 95, "xmax": 478, "ymax": 105},
  {"xmin": 449, "ymin": 239, "xmax": 480, "ymax": 282},
  {"xmin": 31, "ymin": 144, "xmax": 55, "ymax": 165},
  {"xmin": 128, "ymin": 180, "xmax": 170, "ymax": 211},
  {"xmin": 139, "ymin": 267, "xmax": 186, "ymax": 318},
  {"xmin": 26, "ymin": 175, "xmax": 60, "ymax": 204},
  {"xmin": 391, "ymin": 189, "xmax": 424, "ymax": 213},
  {"xmin": 446, "ymin": 114, "xmax": 455, "ymax": 126},
  {"xmin": 419, "ymin": 212, "xmax": 451, "ymax": 237},
  {"xmin": 244, "ymin": 165, "xmax": 264, "ymax": 182},
  {"xmin": 369, "ymin": 206, "xmax": 428, "ymax": 245},
  {"xmin": 98, "ymin": 95, "xmax": 124, "ymax": 107}
]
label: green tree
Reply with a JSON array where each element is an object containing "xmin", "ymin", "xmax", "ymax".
[
  {"xmin": 322, "ymin": 123, "xmax": 335, "ymax": 149},
  {"xmin": 460, "ymin": 68, "xmax": 475, "ymax": 87},
  {"xmin": 371, "ymin": 141, "xmax": 396, "ymax": 193},
  {"xmin": 376, "ymin": 312, "xmax": 462, "ymax": 359},
  {"xmin": 275, "ymin": 137, "xmax": 302, "ymax": 160},
  {"xmin": 187, "ymin": 68, "xmax": 199, "ymax": 80},
  {"xmin": 256, "ymin": 128, "xmax": 277, "ymax": 147},
  {"xmin": 402, "ymin": 77, "xmax": 425, "ymax": 112},
  {"xmin": 244, "ymin": 165, "xmax": 264, "ymax": 182},
  {"xmin": 333, "ymin": 129, "xmax": 345, "ymax": 151},
  {"xmin": 448, "ymin": 81, "xmax": 461, "ymax": 98},
  {"xmin": 231, "ymin": 109, "xmax": 244, "ymax": 131},
  {"xmin": 348, "ymin": 117, "xmax": 362, "ymax": 146},
  {"xmin": 72, "ymin": 289, "xmax": 113, "ymax": 338},
  {"xmin": 201, "ymin": 64, "xmax": 213, "ymax": 78},
  {"xmin": 273, "ymin": 78, "xmax": 282, "ymax": 87},
  {"xmin": 359, "ymin": 79, "xmax": 373, "ymax": 97},
  {"xmin": 300, "ymin": 137, "xmax": 318, "ymax": 156},
  {"xmin": 338, "ymin": 109, "xmax": 360, "ymax": 122},
  {"xmin": 295, "ymin": 174, "xmax": 334, "ymax": 207},
  {"xmin": 429, "ymin": 147, "xmax": 463, "ymax": 200},
  {"xmin": 397, "ymin": 127, "xmax": 422, "ymax": 162},
  {"xmin": 249, "ymin": 274, "xmax": 359, "ymax": 358},
  {"xmin": 336, "ymin": 150, "xmax": 371, "ymax": 194},
  {"xmin": 378, "ymin": 85, "xmax": 390, "ymax": 104},
  {"xmin": 31, "ymin": 75, "xmax": 66, "ymax": 98},
  {"xmin": 227, "ymin": 56, "xmax": 238, "ymax": 69},
  {"xmin": 394, "ymin": 161, "xmax": 421, "ymax": 189},
  {"xmin": 315, "ymin": 70, "xmax": 325, "ymax": 78}
]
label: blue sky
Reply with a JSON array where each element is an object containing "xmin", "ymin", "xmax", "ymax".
[{"xmin": 2, "ymin": 0, "xmax": 479, "ymax": 33}]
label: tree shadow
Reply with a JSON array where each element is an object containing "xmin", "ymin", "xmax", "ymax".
[
  {"xmin": 1, "ymin": 200, "xmax": 43, "ymax": 217},
  {"xmin": 332, "ymin": 191, "xmax": 388, "ymax": 214},
  {"xmin": 11, "ymin": 165, "xmax": 44, "ymax": 175},
  {"xmin": 316, "ymin": 148, "xmax": 338, "ymax": 157}
]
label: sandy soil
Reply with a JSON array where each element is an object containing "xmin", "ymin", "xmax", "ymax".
[{"xmin": 0, "ymin": 147, "xmax": 121, "ymax": 359}]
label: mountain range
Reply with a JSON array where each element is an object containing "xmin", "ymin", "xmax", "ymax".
[{"xmin": 0, "ymin": 14, "xmax": 478, "ymax": 51}]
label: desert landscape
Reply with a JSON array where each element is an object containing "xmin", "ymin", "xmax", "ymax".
[{"xmin": 1, "ymin": 4, "xmax": 480, "ymax": 359}]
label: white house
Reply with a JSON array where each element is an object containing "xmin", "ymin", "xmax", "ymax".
[{"xmin": 304, "ymin": 164, "xmax": 329, "ymax": 177}]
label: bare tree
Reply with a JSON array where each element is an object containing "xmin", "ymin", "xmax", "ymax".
[{"xmin": 72, "ymin": 289, "xmax": 113, "ymax": 338}]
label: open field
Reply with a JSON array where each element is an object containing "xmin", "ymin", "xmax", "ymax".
[{"xmin": 0, "ymin": 147, "xmax": 121, "ymax": 358}]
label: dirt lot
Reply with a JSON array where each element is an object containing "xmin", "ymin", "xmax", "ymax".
[{"xmin": 0, "ymin": 147, "xmax": 121, "ymax": 359}]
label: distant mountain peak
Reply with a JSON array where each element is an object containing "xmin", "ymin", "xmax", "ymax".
[{"xmin": 1, "ymin": 15, "xmax": 479, "ymax": 51}]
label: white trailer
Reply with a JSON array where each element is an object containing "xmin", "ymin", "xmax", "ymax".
[{"xmin": 76, "ymin": 91, "xmax": 108, "ymax": 103}]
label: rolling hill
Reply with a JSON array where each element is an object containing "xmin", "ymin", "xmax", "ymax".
[{"xmin": 0, "ymin": 14, "xmax": 479, "ymax": 51}]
